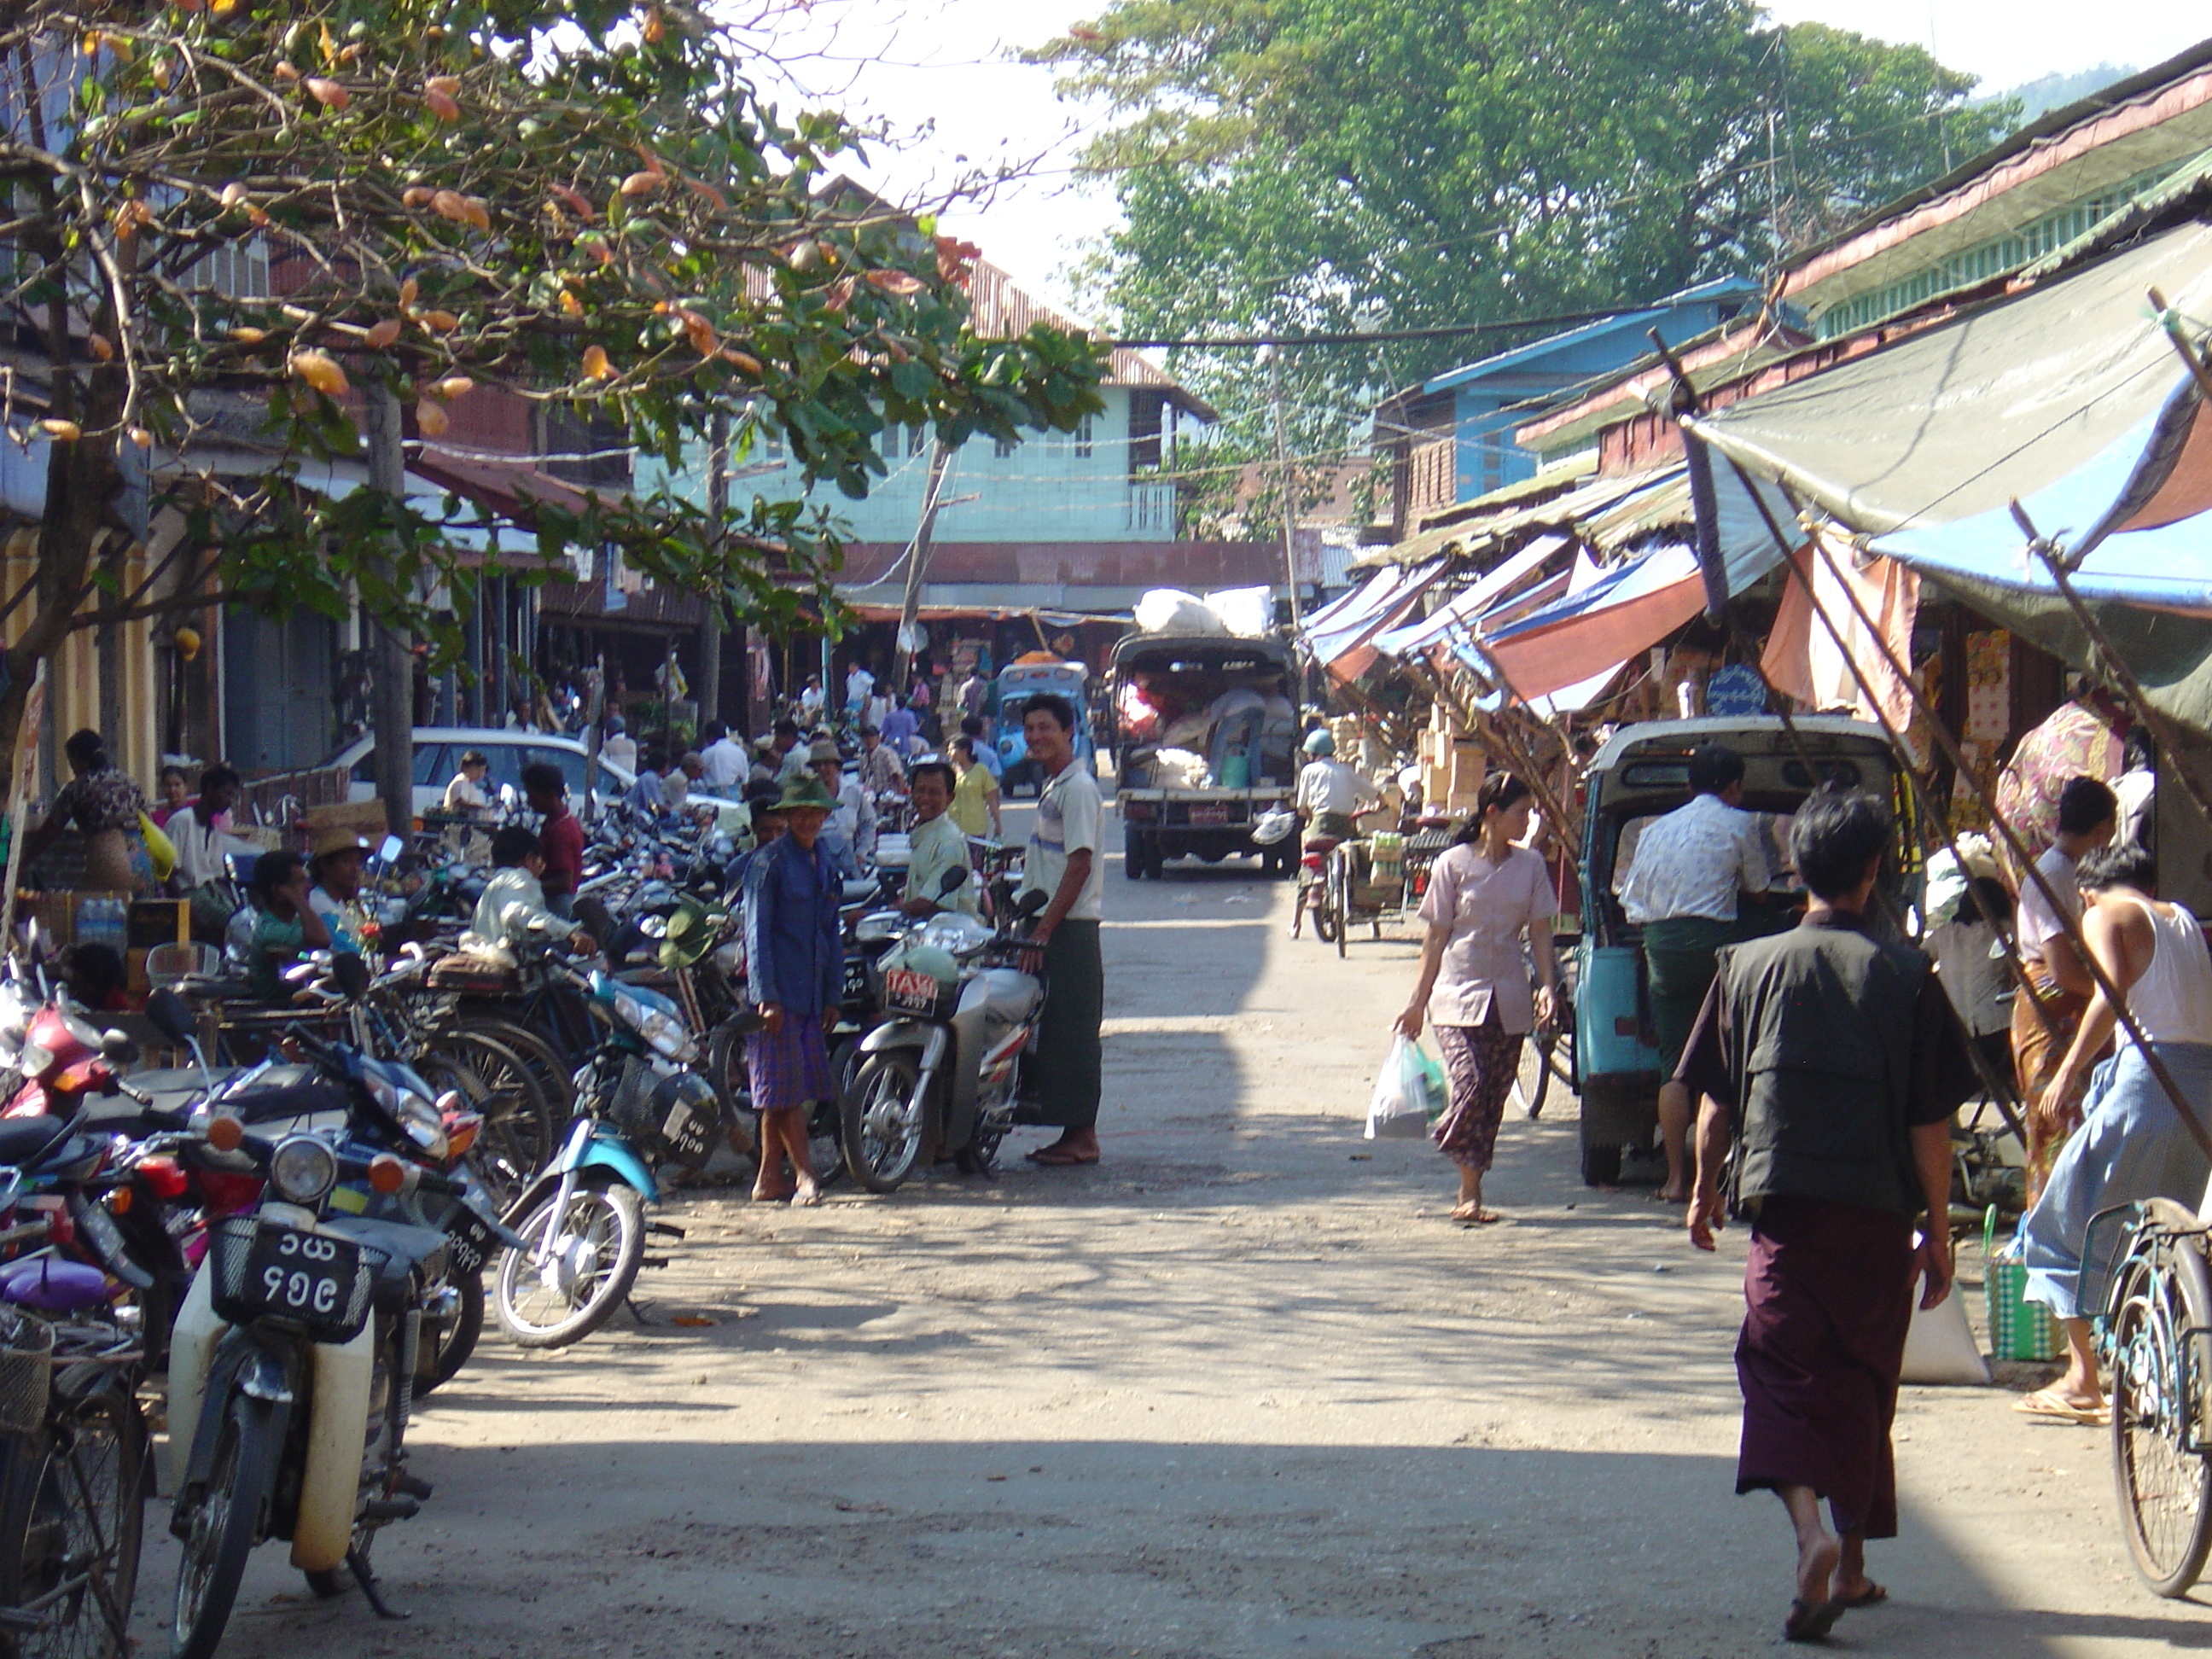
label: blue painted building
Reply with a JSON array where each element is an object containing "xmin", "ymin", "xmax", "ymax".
[{"xmin": 1376, "ymin": 276, "xmax": 1762, "ymax": 538}]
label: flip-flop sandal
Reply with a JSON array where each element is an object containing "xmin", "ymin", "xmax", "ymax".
[
  {"xmin": 1784, "ymin": 1598, "xmax": 1845, "ymax": 1644},
  {"xmin": 1834, "ymin": 1582, "xmax": 1888, "ymax": 1609},
  {"xmin": 2013, "ymin": 1388, "xmax": 2110, "ymax": 1425},
  {"xmin": 1448, "ymin": 1208, "xmax": 1503, "ymax": 1225},
  {"xmin": 1025, "ymin": 1146, "xmax": 1100, "ymax": 1167}
]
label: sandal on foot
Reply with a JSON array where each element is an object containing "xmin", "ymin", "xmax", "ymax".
[
  {"xmin": 1026, "ymin": 1145, "xmax": 1099, "ymax": 1167},
  {"xmin": 1833, "ymin": 1582, "xmax": 1887, "ymax": 1609},
  {"xmin": 1784, "ymin": 1598, "xmax": 1845, "ymax": 1643},
  {"xmin": 2013, "ymin": 1387, "xmax": 2109, "ymax": 1425}
]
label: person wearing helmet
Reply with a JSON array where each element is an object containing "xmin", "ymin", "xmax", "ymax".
[{"xmin": 1290, "ymin": 727, "xmax": 1380, "ymax": 940}]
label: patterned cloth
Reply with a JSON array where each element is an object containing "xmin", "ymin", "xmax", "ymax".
[
  {"xmin": 1994, "ymin": 701, "xmax": 2121, "ymax": 866},
  {"xmin": 2011, "ymin": 965, "xmax": 2092, "ymax": 1203},
  {"xmin": 1432, "ymin": 1014, "xmax": 1524, "ymax": 1172},
  {"xmin": 1613, "ymin": 792, "xmax": 1773, "ymax": 925},
  {"xmin": 49, "ymin": 767, "xmax": 147, "ymax": 835},
  {"xmin": 744, "ymin": 1011, "xmax": 835, "ymax": 1113}
]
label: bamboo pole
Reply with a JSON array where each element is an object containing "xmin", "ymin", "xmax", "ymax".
[{"xmin": 1770, "ymin": 478, "xmax": 2212, "ymax": 1162}]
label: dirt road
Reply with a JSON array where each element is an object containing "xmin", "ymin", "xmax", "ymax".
[{"xmin": 137, "ymin": 824, "xmax": 2203, "ymax": 1657}]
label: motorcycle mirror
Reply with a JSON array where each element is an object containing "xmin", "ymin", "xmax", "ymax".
[
  {"xmin": 1016, "ymin": 889, "xmax": 1050, "ymax": 918},
  {"xmin": 146, "ymin": 987, "xmax": 195, "ymax": 1047},
  {"xmin": 938, "ymin": 865, "xmax": 968, "ymax": 894},
  {"xmin": 98, "ymin": 1028, "xmax": 137, "ymax": 1066},
  {"xmin": 333, "ymin": 952, "xmax": 371, "ymax": 1000},
  {"xmin": 377, "ymin": 834, "xmax": 405, "ymax": 863}
]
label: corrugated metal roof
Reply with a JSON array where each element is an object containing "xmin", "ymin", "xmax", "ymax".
[{"xmin": 1352, "ymin": 461, "xmax": 1683, "ymax": 570}]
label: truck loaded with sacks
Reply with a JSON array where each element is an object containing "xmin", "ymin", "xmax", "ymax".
[{"xmin": 1108, "ymin": 589, "xmax": 1302, "ymax": 880}]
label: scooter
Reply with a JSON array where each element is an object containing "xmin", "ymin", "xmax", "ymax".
[
  {"xmin": 489, "ymin": 965, "xmax": 698, "ymax": 1349},
  {"xmin": 838, "ymin": 872, "xmax": 1048, "ymax": 1190}
]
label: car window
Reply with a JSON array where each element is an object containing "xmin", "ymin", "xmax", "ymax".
[
  {"xmin": 476, "ymin": 743, "xmax": 527, "ymax": 791},
  {"xmin": 411, "ymin": 744, "xmax": 449, "ymax": 787},
  {"xmin": 350, "ymin": 753, "xmax": 375, "ymax": 784},
  {"xmin": 527, "ymin": 746, "xmax": 590, "ymax": 793}
]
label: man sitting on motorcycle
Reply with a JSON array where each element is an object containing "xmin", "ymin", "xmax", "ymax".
[
  {"xmin": 460, "ymin": 825, "xmax": 597, "ymax": 963},
  {"xmin": 1289, "ymin": 729, "xmax": 1378, "ymax": 940},
  {"xmin": 901, "ymin": 761, "xmax": 981, "ymax": 919}
]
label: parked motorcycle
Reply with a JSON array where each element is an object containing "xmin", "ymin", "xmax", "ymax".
[
  {"xmin": 166, "ymin": 1033, "xmax": 503, "ymax": 1657},
  {"xmin": 490, "ymin": 965, "xmax": 699, "ymax": 1349},
  {"xmin": 839, "ymin": 874, "xmax": 1049, "ymax": 1190}
]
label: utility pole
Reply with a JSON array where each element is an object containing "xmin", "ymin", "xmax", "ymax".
[
  {"xmin": 1266, "ymin": 348, "xmax": 1306, "ymax": 636},
  {"xmin": 894, "ymin": 438, "xmax": 953, "ymax": 690},
  {"xmin": 363, "ymin": 384, "xmax": 414, "ymax": 839},
  {"xmin": 697, "ymin": 410, "xmax": 728, "ymax": 727}
]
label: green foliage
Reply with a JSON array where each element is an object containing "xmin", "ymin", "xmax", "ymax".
[
  {"xmin": 1039, "ymin": 0, "xmax": 2013, "ymax": 449},
  {"xmin": 0, "ymin": 0, "xmax": 1108, "ymax": 676}
]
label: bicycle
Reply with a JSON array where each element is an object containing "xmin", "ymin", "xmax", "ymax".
[
  {"xmin": 0, "ymin": 1208, "xmax": 149, "ymax": 1658},
  {"xmin": 2081, "ymin": 1197, "xmax": 2212, "ymax": 1597}
]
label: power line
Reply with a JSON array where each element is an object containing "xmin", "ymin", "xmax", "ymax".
[{"xmin": 1108, "ymin": 303, "xmax": 1705, "ymax": 351}]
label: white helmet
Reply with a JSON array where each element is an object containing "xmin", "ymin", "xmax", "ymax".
[{"xmin": 1251, "ymin": 808, "xmax": 1298, "ymax": 846}]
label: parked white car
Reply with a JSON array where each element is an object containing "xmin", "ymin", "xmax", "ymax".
[{"xmin": 325, "ymin": 727, "xmax": 741, "ymax": 818}]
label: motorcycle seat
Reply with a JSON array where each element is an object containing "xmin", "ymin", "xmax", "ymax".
[
  {"xmin": 320, "ymin": 1214, "xmax": 453, "ymax": 1310},
  {"xmin": 0, "ymin": 1115, "xmax": 73, "ymax": 1167}
]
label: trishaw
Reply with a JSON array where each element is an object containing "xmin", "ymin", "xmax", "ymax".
[
  {"xmin": 1572, "ymin": 715, "xmax": 1920, "ymax": 1186},
  {"xmin": 1312, "ymin": 824, "xmax": 1454, "ymax": 955}
]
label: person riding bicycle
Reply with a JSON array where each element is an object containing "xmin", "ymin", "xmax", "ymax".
[{"xmin": 1290, "ymin": 730, "xmax": 1377, "ymax": 940}]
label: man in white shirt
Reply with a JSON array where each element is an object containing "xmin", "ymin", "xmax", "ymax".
[
  {"xmin": 699, "ymin": 722, "xmax": 748, "ymax": 790},
  {"xmin": 1289, "ymin": 730, "xmax": 1379, "ymax": 940},
  {"xmin": 844, "ymin": 663, "xmax": 876, "ymax": 718},
  {"xmin": 600, "ymin": 716, "xmax": 637, "ymax": 775},
  {"xmin": 2012, "ymin": 774, "xmax": 2116, "ymax": 1185},
  {"xmin": 900, "ymin": 762, "xmax": 980, "ymax": 918},
  {"xmin": 799, "ymin": 676, "xmax": 824, "ymax": 721},
  {"xmin": 1613, "ymin": 743, "xmax": 1774, "ymax": 1202},
  {"xmin": 1016, "ymin": 694, "xmax": 1105, "ymax": 1167},
  {"xmin": 166, "ymin": 765, "xmax": 252, "ymax": 888}
]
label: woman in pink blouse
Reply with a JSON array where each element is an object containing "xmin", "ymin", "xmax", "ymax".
[{"xmin": 1395, "ymin": 771, "xmax": 1560, "ymax": 1223}]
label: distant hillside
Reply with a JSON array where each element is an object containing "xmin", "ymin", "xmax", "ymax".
[{"xmin": 1982, "ymin": 64, "xmax": 2137, "ymax": 128}]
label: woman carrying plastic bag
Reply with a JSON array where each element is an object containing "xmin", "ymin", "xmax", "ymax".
[{"xmin": 1366, "ymin": 1033, "xmax": 1447, "ymax": 1139}]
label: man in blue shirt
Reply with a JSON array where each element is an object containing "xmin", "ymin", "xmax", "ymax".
[
  {"xmin": 740, "ymin": 774, "xmax": 842, "ymax": 1206},
  {"xmin": 960, "ymin": 716, "xmax": 1003, "ymax": 781},
  {"xmin": 624, "ymin": 746, "xmax": 668, "ymax": 816}
]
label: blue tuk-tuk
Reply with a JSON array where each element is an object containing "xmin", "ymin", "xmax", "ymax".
[
  {"xmin": 1572, "ymin": 716, "xmax": 1920, "ymax": 1186},
  {"xmin": 993, "ymin": 660, "xmax": 1095, "ymax": 796}
]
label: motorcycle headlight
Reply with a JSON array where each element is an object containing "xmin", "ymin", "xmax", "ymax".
[
  {"xmin": 637, "ymin": 1005, "xmax": 699, "ymax": 1063},
  {"xmin": 397, "ymin": 1093, "xmax": 449, "ymax": 1160},
  {"xmin": 269, "ymin": 1135, "xmax": 338, "ymax": 1206}
]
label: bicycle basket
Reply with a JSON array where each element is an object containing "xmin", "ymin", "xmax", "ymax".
[
  {"xmin": 207, "ymin": 1215, "xmax": 384, "ymax": 1345},
  {"xmin": 0, "ymin": 1308, "xmax": 54, "ymax": 1435}
]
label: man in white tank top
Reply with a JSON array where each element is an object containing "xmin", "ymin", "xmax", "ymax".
[{"xmin": 2020, "ymin": 842, "xmax": 2212, "ymax": 1424}]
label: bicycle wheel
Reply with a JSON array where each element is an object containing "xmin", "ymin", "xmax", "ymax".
[
  {"xmin": 0, "ymin": 1381, "xmax": 148, "ymax": 1659},
  {"xmin": 172, "ymin": 1393, "xmax": 279, "ymax": 1659},
  {"xmin": 421, "ymin": 1032, "xmax": 556, "ymax": 1206},
  {"xmin": 458, "ymin": 1016, "xmax": 576, "ymax": 1118},
  {"xmin": 2110, "ymin": 1237, "xmax": 2212, "ymax": 1596}
]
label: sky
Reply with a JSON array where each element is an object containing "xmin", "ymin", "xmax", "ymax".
[{"xmin": 758, "ymin": 2, "xmax": 2211, "ymax": 317}]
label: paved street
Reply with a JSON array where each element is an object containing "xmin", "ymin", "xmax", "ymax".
[{"xmin": 137, "ymin": 812, "xmax": 2207, "ymax": 1657}]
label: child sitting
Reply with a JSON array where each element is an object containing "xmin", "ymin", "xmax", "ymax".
[{"xmin": 460, "ymin": 826, "xmax": 596, "ymax": 963}]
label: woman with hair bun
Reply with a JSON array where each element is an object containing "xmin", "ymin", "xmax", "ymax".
[{"xmin": 1395, "ymin": 771, "xmax": 1559, "ymax": 1224}]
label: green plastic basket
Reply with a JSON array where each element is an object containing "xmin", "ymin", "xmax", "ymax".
[{"xmin": 1984, "ymin": 1204, "xmax": 2059, "ymax": 1362}]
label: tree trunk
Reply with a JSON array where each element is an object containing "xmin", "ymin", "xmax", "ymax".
[{"xmin": 363, "ymin": 387, "xmax": 414, "ymax": 837}]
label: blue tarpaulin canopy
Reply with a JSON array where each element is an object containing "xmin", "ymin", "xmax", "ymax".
[{"xmin": 1691, "ymin": 218, "xmax": 2212, "ymax": 735}]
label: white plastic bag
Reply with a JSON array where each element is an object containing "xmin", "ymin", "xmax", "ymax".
[
  {"xmin": 1134, "ymin": 589, "xmax": 1230, "ymax": 636},
  {"xmin": 1365, "ymin": 1034, "xmax": 1437, "ymax": 1140},
  {"xmin": 1900, "ymin": 1252, "xmax": 1992, "ymax": 1386}
]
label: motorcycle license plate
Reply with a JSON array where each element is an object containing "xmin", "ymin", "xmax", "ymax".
[
  {"xmin": 884, "ymin": 967, "xmax": 939, "ymax": 1016},
  {"xmin": 441, "ymin": 1198, "xmax": 501, "ymax": 1278},
  {"xmin": 241, "ymin": 1226, "xmax": 361, "ymax": 1324},
  {"xmin": 1189, "ymin": 804, "xmax": 1231, "ymax": 826}
]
